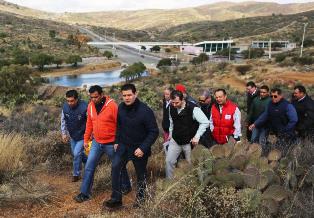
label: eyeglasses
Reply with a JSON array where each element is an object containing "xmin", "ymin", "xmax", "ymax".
[
  {"xmin": 199, "ymin": 100, "xmax": 205, "ymax": 103},
  {"xmin": 271, "ymin": 95, "xmax": 278, "ymax": 98}
]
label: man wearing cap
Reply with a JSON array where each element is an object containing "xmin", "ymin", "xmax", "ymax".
[{"xmin": 175, "ymin": 84, "xmax": 198, "ymax": 105}]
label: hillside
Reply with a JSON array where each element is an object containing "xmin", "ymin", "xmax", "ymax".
[
  {"xmin": 156, "ymin": 10, "xmax": 314, "ymax": 43},
  {"xmin": 0, "ymin": 11, "xmax": 99, "ymax": 68},
  {"xmin": 88, "ymin": 9, "xmax": 314, "ymax": 48},
  {"xmin": 1, "ymin": 0, "xmax": 314, "ymax": 30}
]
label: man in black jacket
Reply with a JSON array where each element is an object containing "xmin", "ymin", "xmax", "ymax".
[
  {"xmin": 166, "ymin": 90, "xmax": 209, "ymax": 179},
  {"xmin": 292, "ymin": 85, "xmax": 314, "ymax": 139},
  {"xmin": 105, "ymin": 84, "xmax": 159, "ymax": 209},
  {"xmin": 162, "ymin": 87, "xmax": 173, "ymax": 142},
  {"xmin": 246, "ymin": 81, "xmax": 259, "ymax": 141}
]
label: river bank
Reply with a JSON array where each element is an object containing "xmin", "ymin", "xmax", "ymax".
[{"xmin": 40, "ymin": 60, "xmax": 121, "ymax": 78}]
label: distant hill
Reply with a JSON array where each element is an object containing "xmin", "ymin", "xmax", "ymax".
[
  {"xmin": 155, "ymin": 10, "xmax": 314, "ymax": 43},
  {"xmin": 1, "ymin": 0, "xmax": 314, "ymax": 30},
  {"xmin": 89, "ymin": 10, "xmax": 314, "ymax": 47}
]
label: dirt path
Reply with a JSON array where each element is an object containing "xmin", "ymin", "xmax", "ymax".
[
  {"xmin": 0, "ymin": 171, "xmax": 138, "ymax": 218},
  {"xmin": 216, "ymin": 74, "xmax": 246, "ymax": 92}
]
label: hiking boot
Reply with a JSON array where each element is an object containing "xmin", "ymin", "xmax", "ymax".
[
  {"xmin": 72, "ymin": 175, "xmax": 81, "ymax": 182},
  {"xmin": 121, "ymin": 187, "xmax": 132, "ymax": 195},
  {"xmin": 74, "ymin": 193, "xmax": 90, "ymax": 203},
  {"xmin": 104, "ymin": 199, "xmax": 122, "ymax": 209}
]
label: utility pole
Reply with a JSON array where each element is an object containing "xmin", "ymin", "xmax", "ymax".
[
  {"xmin": 228, "ymin": 37, "xmax": 232, "ymax": 61},
  {"xmin": 300, "ymin": 22, "xmax": 308, "ymax": 58},
  {"xmin": 269, "ymin": 38, "xmax": 272, "ymax": 60},
  {"xmin": 112, "ymin": 32, "xmax": 115, "ymax": 50}
]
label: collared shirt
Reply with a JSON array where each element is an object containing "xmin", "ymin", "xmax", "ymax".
[{"xmin": 298, "ymin": 95, "xmax": 306, "ymax": 102}]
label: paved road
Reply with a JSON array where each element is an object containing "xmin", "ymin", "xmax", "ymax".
[{"xmin": 77, "ymin": 26, "xmax": 160, "ymax": 67}]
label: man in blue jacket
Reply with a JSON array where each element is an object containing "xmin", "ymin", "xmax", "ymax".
[
  {"xmin": 249, "ymin": 88, "xmax": 298, "ymax": 153},
  {"xmin": 61, "ymin": 90, "xmax": 87, "ymax": 182},
  {"xmin": 105, "ymin": 83, "xmax": 159, "ymax": 209}
]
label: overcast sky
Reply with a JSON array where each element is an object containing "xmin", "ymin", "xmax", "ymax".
[{"xmin": 5, "ymin": 0, "xmax": 314, "ymax": 12}]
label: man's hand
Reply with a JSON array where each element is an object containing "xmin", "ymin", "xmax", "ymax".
[
  {"xmin": 114, "ymin": 144, "xmax": 119, "ymax": 152},
  {"xmin": 134, "ymin": 148, "xmax": 144, "ymax": 158},
  {"xmin": 84, "ymin": 143, "xmax": 89, "ymax": 149},
  {"xmin": 62, "ymin": 134, "xmax": 69, "ymax": 143},
  {"xmin": 248, "ymin": 124, "xmax": 255, "ymax": 131},
  {"xmin": 191, "ymin": 137, "xmax": 199, "ymax": 146}
]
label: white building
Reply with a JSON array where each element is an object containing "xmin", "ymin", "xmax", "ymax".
[{"xmin": 180, "ymin": 40, "xmax": 234, "ymax": 55}]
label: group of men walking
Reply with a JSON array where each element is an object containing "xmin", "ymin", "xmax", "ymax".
[
  {"xmin": 61, "ymin": 84, "xmax": 158, "ymax": 209},
  {"xmin": 61, "ymin": 81, "xmax": 314, "ymax": 209}
]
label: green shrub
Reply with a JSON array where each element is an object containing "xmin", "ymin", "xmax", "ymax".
[
  {"xmin": 120, "ymin": 62, "xmax": 146, "ymax": 82},
  {"xmin": 103, "ymin": 50, "xmax": 113, "ymax": 59},
  {"xmin": 275, "ymin": 53, "xmax": 287, "ymax": 63},
  {"xmin": 66, "ymin": 55, "xmax": 82, "ymax": 67},
  {"xmin": 235, "ymin": 64, "xmax": 252, "ymax": 75},
  {"xmin": 0, "ymin": 65, "xmax": 36, "ymax": 106},
  {"xmin": 157, "ymin": 58, "xmax": 172, "ymax": 69}
]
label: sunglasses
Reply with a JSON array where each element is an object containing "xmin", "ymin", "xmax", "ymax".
[
  {"xmin": 271, "ymin": 95, "xmax": 278, "ymax": 98},
  {"xmin": 199, "ymin": 99, "xmax": 205, "ymax": 103}
]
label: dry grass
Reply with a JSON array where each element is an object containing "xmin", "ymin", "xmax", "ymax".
[{"xmin": 0, "ymin": 132, "xmax": 26, "ymax": 180}]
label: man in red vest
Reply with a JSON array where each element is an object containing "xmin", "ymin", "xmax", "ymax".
[{"xmin": 210, "ymin": 89, "xmax": 242, "ymax": 144}]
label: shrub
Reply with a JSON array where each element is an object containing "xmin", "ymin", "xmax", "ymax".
[
  {"xmin": 66, "ymin": 55, "xmax": 82, "ymax": 67},
  {"xmin": 235, "ymin": 64, "xmax": 252, "ymax": 75},
  {"xmin": 52, "ymin": 56, "xmax": 63, "ymax": 68},
  {"xmin": 150, "ymin": 45, "xmax": 161, "ymax": 52},
  {"xmin": 103, "ymin": 50, "xmax": 113, "ymax": 59},
  {"xmin": 30, "ymin": 53, "xmax": 54, "ymax": 71},
  {"xmin": 0, "ymin": 65, "xmax": 36, "ymax": 106},
  {"xmin": 292, "ymin": 56, "xmax": 314, "ymax": 65},
  {"xmin": 49, "ymin": 30, "xmax": 56, "ymax": 38},
  {"xmin": 216, "ymin": 62, "xmax": 229, "ymax": 72},
  {"xmin": 157, "ymin": 58, "xmax": 172, "ymax": 69},
  {"xmin": 2, "ymin": 104, "xmax": 60, "ymax": 136},
  {"xmin": 275, "ymin": 53, "xmax": 287, "ymax": 63},
  {"xmin": 0, "ymin": 132, "xmax": 26, "ymax": 182},
  {"xmin": 0, "ymin": 32, "xmax": 8, "ymax": 38},
  {"xmin": 242, "ymin": 48, "xmax": 265, "ymax": 59},
  {"xmin": 120, "ymin": 62, "xmax": 146, "ymax": 82}
]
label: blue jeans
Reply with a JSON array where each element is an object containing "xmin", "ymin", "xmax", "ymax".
[
  {"xmin": 251, "ymin": 127, "xmax": 268, "ymax": 152},
  {"xmin": 80, "ymin": 140, "xmax": 130, "ymax": 197},
  {"xmin": 111, "ymin": 144, "xmax": 148, "ymax": 202},
  {"xmin": 70, "ymin": 139, "xmax": 87, "ymax": 176}
]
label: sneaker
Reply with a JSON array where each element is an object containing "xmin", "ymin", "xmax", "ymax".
[
  {"xmin": 72, "ymin": 176, "xmax": 81, "ymax": 182},
  {"xmin": 121, "ymin": 187, "xmax": 132, "ymax": 195},
  {"xmin": 104, "ymin": 199, "xmax": 122, "ymax": 209},
  {"xmin": 74, "ymin": 193, "xmax": 90, "ymax": 203}
]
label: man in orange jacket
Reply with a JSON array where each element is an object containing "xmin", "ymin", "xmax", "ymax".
[{"xmin": 74, "ymin": 85, "xmax": 130, "ymax": 203}]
